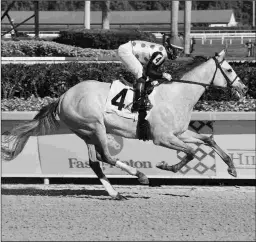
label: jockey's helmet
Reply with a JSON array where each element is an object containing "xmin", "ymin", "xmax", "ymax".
[{"xmin": 165, "ymin": 36, "xmax": 184, "ymax": 60}]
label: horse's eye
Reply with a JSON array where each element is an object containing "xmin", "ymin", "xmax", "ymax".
[{"xmin": 227, "ymin": 69, "xmax": 232, "ymax": 73}]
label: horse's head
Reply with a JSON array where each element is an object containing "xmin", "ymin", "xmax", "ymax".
[{"xmin": 211, "ymin": 49, "xmax": 248, "ymax": 99}]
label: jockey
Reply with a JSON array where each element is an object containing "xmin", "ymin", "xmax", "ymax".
[{"xmin": 118, "ymin": 39, "xmax": 183, "ymax": 112}]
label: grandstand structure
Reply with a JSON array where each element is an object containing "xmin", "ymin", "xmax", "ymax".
[
  {"xmin": 2, "ymin": 10, "xmax": 239, "ymax": 32},
  {"xmin": 1, "ymin": 0, "xmax": 255, "ymax": 38}
]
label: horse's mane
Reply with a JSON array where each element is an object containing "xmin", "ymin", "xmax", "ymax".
[{"xmin": 173, "ymin": 56, "xmax": 209, "ymax": 80}]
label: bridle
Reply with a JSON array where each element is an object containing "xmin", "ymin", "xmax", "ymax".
[
  {"xmin": 155, "ymin": 55, "xmax": 239, "ymax": 90},
  {"xmin": 210, "ymin": 56, "xmax": 239, "ymax": 89}
]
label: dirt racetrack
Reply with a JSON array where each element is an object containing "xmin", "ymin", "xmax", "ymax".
[{"xmin": 1, "ymin": 184, "xmax": 255, "ymax": 241}]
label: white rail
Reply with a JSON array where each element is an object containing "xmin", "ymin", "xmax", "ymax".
[
  {"xmin": 1, "ymin": 57, "xmax": 255, "ymax": 65},
  {"xmin": 153, "ymin": 32, "xmax": 256, "ymax": 39},
  {"xmin": 2, "ymin": 32, "xmax": 256, "ymax": 40}
]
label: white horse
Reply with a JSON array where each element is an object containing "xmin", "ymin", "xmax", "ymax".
[{"xmin": 2, "ymin": 50, "xmax": 248, "ymax": 200}]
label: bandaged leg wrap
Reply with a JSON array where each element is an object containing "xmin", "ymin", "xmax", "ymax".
[{"xmin": 115, "ymin": 160, "xmax": 137, "ymax": 176}]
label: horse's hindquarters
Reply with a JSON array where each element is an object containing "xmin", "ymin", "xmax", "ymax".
[
  {"xmin": 58, "ymin": 81, "xmax": 111, "ymax": 131},
  {"xmin": 57, "ymin": 80, "xmax": 138, "ymax": 139}
]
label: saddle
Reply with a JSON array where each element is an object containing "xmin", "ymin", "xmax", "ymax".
[{"xmin": 106, "ymin": 77, "xmax": 154, "ymax": 141}]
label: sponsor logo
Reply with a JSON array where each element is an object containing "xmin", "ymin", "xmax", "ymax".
[
  {"xmin": 101, "ymin": 160, "xmax": 152, "ymax": 171},
  {"xmin": 68, "ymin": 158, "xmax": 152, "ymax": 171},
  {"xmin": 228, "ymin": 149, "xmax": 255, "ymax": 169},
  {"xmin": 69, "ymin": 158, "xmax": 90, "ymax": 169},
  {"xmin": 107, "ymin": 134, "xmax": 123, "ymax": 156}
]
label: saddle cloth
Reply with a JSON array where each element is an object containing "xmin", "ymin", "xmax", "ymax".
[{"xmin": 105, "ymin": 80, "xmax": 155, "ymax": 120}]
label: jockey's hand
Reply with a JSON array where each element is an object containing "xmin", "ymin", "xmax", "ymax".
[
  {"xmin": 162, "ymin": 73, "xmax": 172, "ymax": 82},
  {"xmin": 151, "ymin": 80, "xmax": 159, "ymax": 86}
]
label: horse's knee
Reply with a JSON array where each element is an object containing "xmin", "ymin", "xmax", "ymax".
[
  {"xmin": 187, "ymin": 152, "xmax": 195, "ymax": 160},
  {"xmin": 186, "ymin": 147, "xmax": 196, "ymax": 160},
  {"xmin": 204, "ymin": 137, "xmax": 216, "ymax": 146}
]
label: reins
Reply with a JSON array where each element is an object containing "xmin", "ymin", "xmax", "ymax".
[
  {"xmin": 153, "ymin": 56, "xmax": 235, "ymax": 91},
  {"xmin": 154, "ymin": 78, "xmax": 229, "ymax": 91}
]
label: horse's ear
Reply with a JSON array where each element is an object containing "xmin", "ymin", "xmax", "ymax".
[
  {"xmin": 225, "ymin": 43, "xmax": 229, "ymax": 52},
  {"xmin": 218, "ymin": 49, "xmax": 226, "ymax": 59}
]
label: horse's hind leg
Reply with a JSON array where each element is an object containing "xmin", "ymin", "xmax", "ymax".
[
  {"xmin": 95, "ymin": 123, "xmax": 149, "ymax": 185},
  {"xmin": 72, "ymin": 129, "xmax": 126, "ymax": 200},
  {"xmin": 178, "ymin": 130, "xmax": 237, "ymax": 177},
  {"xmin": 87, "ymin": 144, "xmax": 127, "ymax": 200}
]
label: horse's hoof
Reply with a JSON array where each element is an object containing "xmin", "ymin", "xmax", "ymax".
[
  {"xmin": 228, "ymin": 167, "xmax": 237, "ymax": 177},
  {"xmin": 156, "ymin": 161, "xmax": 167, "ymax": 170},
  {"xmin": 136, "ymin": 171, "xmax": 149, "ymax": 185},
  {"xmin": 113, "ymin": 193, "xmax": 128, "ymax": 200},
  {"xmin": 156, "ymin": 161, "xmax": 178, "ymax": 173}
]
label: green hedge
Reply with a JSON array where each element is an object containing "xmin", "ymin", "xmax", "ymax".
[
  {"xmin": 1, "ymin": 40, "xmax": 118, "ymax": 57},
  {"xmin": 1, "ymin": 61, "xmax": 255, "ymax": 100},
  {"xmin": 53, "ymin": 28, "xmax": 158, "ymax": 49}
]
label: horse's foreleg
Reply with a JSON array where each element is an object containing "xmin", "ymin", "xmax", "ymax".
[
  {"xmin": 154, "ymin": 134, "xmax": 195, "ymax": 172},
  {"xmin": 96, "ymin": 124, "xmax": 149, "ymax": 185},
  {"xmin": 209, "ymin": 141, "xmax": 237, "ymax": 177},
  {"xmin": 87, "ymin": 144, "xmax": 126, "ymax": 200},
  {"xmin": 178, "ymin": 130, "xmax": 237, "ymax": 177}
]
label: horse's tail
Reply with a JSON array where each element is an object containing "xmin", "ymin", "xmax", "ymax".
[{"xmin": 2, "ymin": 98, "xmax": 60, "ymax": 161}]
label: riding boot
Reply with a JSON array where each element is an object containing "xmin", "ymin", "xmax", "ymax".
[{"xmin": 131, "ymin": 77, "xmax": 152, "ymax": 113}]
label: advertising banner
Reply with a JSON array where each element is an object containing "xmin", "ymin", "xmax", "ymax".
[
  {"xmin": 2, "ymin": 137, "xmax": 42, "ymax": 176},
  {"xmin": 214, "ymin": 134, "xmax": 256, "ymax": 179},
  {"xmin": 37, "ymin": 121, "xmax": 216, "ymax": 178},
  {"xmin": 2, "ymin": 113, "xmax": 255, "ymax": 180},
  {"xmin": 213, "ymin": 121, "xmax": 256, "ymax": 179}
]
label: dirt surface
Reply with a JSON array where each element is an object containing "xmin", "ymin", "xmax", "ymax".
[{"xmin": 1, "ymin": 184, "xmax": 255, "ymax": 241}]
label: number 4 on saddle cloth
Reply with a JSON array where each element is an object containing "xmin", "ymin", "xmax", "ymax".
[{"xmin": 104, "ymin": 80, "xmax": 156, "ymax": 122}]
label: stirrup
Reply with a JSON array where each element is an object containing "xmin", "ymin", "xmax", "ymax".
[
  {"xmin": 139, "ymin": 99, "xmax": 152, "ymax": 111},
  {"xmin": 141, "ymin": 104, "xmax": 153, "ymax": 111}
]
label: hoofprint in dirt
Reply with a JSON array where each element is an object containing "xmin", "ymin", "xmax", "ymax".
[{"xmin": 2, "ymin": 184, "xmax": 255, "ymax": 241}]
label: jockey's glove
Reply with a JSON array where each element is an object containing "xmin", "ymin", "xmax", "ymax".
[
  {"xmin": 151, "ymin": 80, "xmax": 159, "ymax": 86},
  {"xmin": 162, "ymin": 73, "xmax": 172, "ymax": 82}
]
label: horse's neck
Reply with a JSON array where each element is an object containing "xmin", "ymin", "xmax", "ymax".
[
  {"xmin": 178, "ymin": 59, "xmax": 216, "ymax": 101},
  {"xmin": 189, "ymin": 58, "xmax": 216, "ymax": 86},
  {"xmin": 155, "ymin": 59, "xmax": 216, "ymax": 110}
]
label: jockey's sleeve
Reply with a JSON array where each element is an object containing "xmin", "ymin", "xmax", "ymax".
[{"xmin": 145, "ymin": 51, "xmax": 166, "ymax": 79}]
